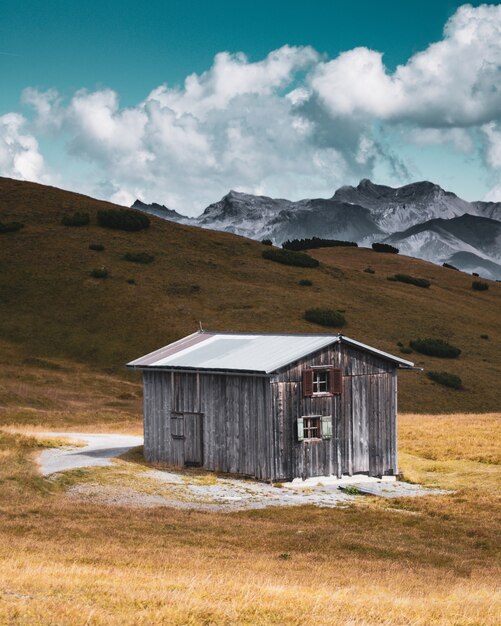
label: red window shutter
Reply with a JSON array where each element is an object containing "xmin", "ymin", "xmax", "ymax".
[
  {"xmin": 302, "ymin": 369, "xmax": 313, "ymax": 396},
  {"xmin": 329, "ymin": 368, "xmax": 342, "ymax": 395}
]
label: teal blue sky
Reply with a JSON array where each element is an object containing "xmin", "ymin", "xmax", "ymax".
[
  {"xmin": 2, "ymin": 1, "xmax": 467, "ymax": 108},
  {"xmin": 2, "ymin": 1, "xmax": 501, "ymax": 212}
]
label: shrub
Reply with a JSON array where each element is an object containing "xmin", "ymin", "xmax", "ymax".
[
  {"xmin": 480, "ymin": 334, "xmax": 489, "ymax": 340},
  {"xmin": 390, "ymin": 274, "xmax": 431, "ymax": 288},
  {"xmin": 397, "ymin": 341, "xmax": 403, "ymax": 347},
  {"xmin": 410, "ymin": 338, "xmax": 461, "ymax": 358},
  {"xmin": 0, "ymin": 221, "xmax": 24, "ymax": 233},
  {"xmin": 363, "ymin": 267, "xmax": 375, "ymax": 274},
  {"xmin": 261, "ymin": 238, "xmax": 273, "ymax": 246},
  {"xmin": 89, "ymin": 243, "xmax": 104, "ymax": 251},
  {"xmin": 262, "ymin": 248, "xmax": 319, "ymax": 268},
  {"xmin": 282, "ymin": 237, "xmax": 358, "ymax": 251},
  {"xmin": 472, "ymin": 272, "xmax": 479, "ymax": 277},
  {"xmin": 472, "ymin": 281, "xmax": 488, "ymax": 291},
  {"xmin": 97, "ymin": 208, "xmax": 150, "ymax": 231},
  {"xmin": 123, "ymin": 252, "xmax": 155, "ymax": 264},
  {"xmin": 426, "ymin": 371, "xmax": 463, "ymax": 390},
  {"xmin": 372, "ymin": 242, "xmax": 399, "ymax": 254},
  {"xmin": 126, "ymin": 278, "xmax": 136, "ymax": 285},
  {"xmin": 299, "ymin": 279, "xmax": 313, "ymax": 286},
  {"xmin": 90, "ymin": 267, "xmax": 109, "ymax": 279},
  {"xmin": 304, "ymin": 308, "xmax": 346, "ymax": 328},
  {"xmin": 400, "ymin": 346, "xmax": 413, "ymax": 354},
  {"xmin": 442, "ymin": 262, "xmax": 459, "ymax": 271},
  {"xmin": 62, "ymin": 212, "xmax": 90, "ymax": 227}
]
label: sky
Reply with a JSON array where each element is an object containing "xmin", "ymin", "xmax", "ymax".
[{"xmin": 2, "ymin": 1, "xmax": 501, "ymax": 215}]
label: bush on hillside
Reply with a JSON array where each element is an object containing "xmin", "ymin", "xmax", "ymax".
[
  {"xmin": 90, "ymin": 267, "xmax": 109, "ymax": 279},
  {"xmin": 261, "ymin": 238, "xmax": 273, "ymax": 246},
  {"xmin": 0, "ymin": 221, "xmax": 24, "ymax": 233},
  {"xmin": 282, "ymin": 237, "xmax": 358, "ymax": 251},
  {"xmin": 363, "ymin": 267, "xmax": 375, "ymax": 274},
  {"xmin": 410, "ymin": 338, "xmax": 461, "ymax": 358},
  {"xmin": 97, "ymin": 208, "xmax": 150, "ymax": 232},
  {"xmin": 389, "ymin": 274, "xmax": 431, "ymax": 288},
  {"xmin": 262, "ymin": 248, "xmax": 319, "ymax": 268},
  {"xmin": 126, "ymin": 278, "xmax": 136, "ymax": 284},
  {"xmin": 472, "ymin": 281, "xmax": 488, "ymax": 291},
  {"xmin": 304, "ymin": 308, "xmax": 346, "ymax": 328},
  {"xmin": 299, "ymin": 279, "xmax": 313, "ymax": 286},
  {"xmin": 426, "ymin": 371, "xmax": 463, "ymax": 390},
  {"xmin": 480, "ymin": 334, "xmax": 489, "ymax": 340},
  {"xmin": 89, "ymin": 243, "xmax": 105, "ymax": 251},
  {"xmin": 372, "ymin": 242, "xmax": 399, "ymax": 254},
  {"xmin": 123, "ymin": 252, "xmax": 155, "ymax": 264},
  {"xmin": 62, "ymin": 212, "xmax": 90, "ymax": 227},
  {"xmin": 442, "ymin": 262, "xmax": 459, "ymax": 271},
  {"xmin": 400, "ymin": 346, "xmax": 413, "ymax": 354}
]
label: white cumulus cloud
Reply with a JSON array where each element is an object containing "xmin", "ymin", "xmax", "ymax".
[
  {"xmin": 3, "ymin": 5, "xmax": 501, "ymax": 208},
  {"xmin": 0, "ymin": 113, "xmax": 51, "ymax": 183}
]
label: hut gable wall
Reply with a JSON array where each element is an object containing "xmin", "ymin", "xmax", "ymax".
[{"xmin": 271, "ymin": 342, "xmax": 398, "ymax": 481}]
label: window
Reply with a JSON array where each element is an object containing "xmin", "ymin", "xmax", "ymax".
[
  {"xmin": 297, "ymin": 415, "xmax": 332, "ymax": 441},
  {"xmin": 302, "ymin": 367, "xmax": 342, "ymax": 397},
  {"xmin": 312, "ymin": 370, "xmax": 328, "ymax": 394},
  {"xmin": 171, "ymin": 412, "xmax": 184, "ymax": 438},
  {"xmin": 303, "ymin": 416, "xmax": 320, "ymax": 439}
]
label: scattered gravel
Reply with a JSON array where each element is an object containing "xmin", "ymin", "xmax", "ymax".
[{"xmin": 36, "ymin": 431, "xmax": 448, "ymax": 511}]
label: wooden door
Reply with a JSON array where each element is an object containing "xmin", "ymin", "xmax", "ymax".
[{"xmin": 183, "ymin": 412, "xmax": 204, "ymax": 466}]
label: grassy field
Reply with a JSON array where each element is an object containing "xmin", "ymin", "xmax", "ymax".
[
  {"xmin": 0, "ymin": 177, "xmax": 500, "ymax": 624},
  {"xmin": 0, "ymin": 412, "xmax": 499, "ymax": 625},
  {"xmin": 0, "ymin": 176, "xmax": 500, "ymax": 413}
]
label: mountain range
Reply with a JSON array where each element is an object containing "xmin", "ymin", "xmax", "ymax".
[{"xmin": 132, "ymin": 179, "xmax": 501, "ymax": 280}]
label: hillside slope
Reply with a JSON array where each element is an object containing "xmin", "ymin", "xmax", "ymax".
[{"xmin": 1, "ymin": 176, "xmax": 500, "ymax": 413}]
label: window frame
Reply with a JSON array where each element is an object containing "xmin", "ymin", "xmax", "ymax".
[
  {"xmin": 303, "ymin": 415, "xmax": 321, "ymax": 441},
  {"xmin": 170, "ymin": 411, "xmax": 185, "ymax": 439},
  {"xmin": 312, "ymin": 369, "xmax": 329, "ymax": 395},
  {"xmin": 302, "ymin": 366, "xmax": 343, "ymax": 397}
]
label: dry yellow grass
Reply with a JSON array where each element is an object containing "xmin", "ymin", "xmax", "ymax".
[
  {"xmin": 0, "ymin": 177, "xmax": 500, "ymax": 623},
  {"xmin": 0, "ymin": 413, "xmax": 499, "ymax": 625}
]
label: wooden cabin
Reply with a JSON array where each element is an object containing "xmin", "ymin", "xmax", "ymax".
[{"xmin": 128, "ymin": 331, "xmax": 414, "ymax": 481}]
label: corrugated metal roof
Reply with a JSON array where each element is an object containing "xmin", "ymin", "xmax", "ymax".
[{"xmin": 127, "ymin": 331, "xmax": 414, "ymax": 373}]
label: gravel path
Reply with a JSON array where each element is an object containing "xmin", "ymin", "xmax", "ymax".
[
  {"xmin": 35, "ymin": 432, "xmax": 447, "ymax": 511},
  {"xmin": 38, "ymin": 432, "xmax": 143, "ymax": 475}
]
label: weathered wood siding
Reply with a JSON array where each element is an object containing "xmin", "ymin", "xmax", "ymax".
[
  {"xmin": 271, "ymin": 343, "xmax": 398, "ymax": 480},
  {"xmin": 143, "ymin": 370, "xmax": 273, "ymax": 480},
  {"xmin": 142, "ymin": 341, "xmax": 399, "ymax": 482}
]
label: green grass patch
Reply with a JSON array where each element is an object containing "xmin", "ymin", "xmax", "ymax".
[
  {"xmin": 97, "ymin": 208, "xmax": 150, "ymax": 232},
  {"xmin": 0, "ymin": 221, "xmax": 24, "ymax": 233},
  {"xmin": 304, "ymin": 308, "xmax": 346, "ymax": 328},
  {"xmin": 426, "ymin": 371, "xmax": 463, "ymax": 390},
  {"xmin": 282, "ymin": 237, "xmax": 358, "ymax": 251},
  {"xmin": 122, "ymin": 252, "xmax": 155, "ymax": 264},
  {"xmin": 472, "ymin": 281, "xmax": 489, "ymax": 291},
  {"xmin": 90, "ymin": 267, "xmax": 109, "ymax": 279},
  {"xmin": 389, "ymin": 274, "xmax": 431, "ymax": 288},
  {"xmin": 262, "ymin": 248, "xmax": 319, "ymax": 268},
  {"xmin": 372, "ymin": 242, "xmax": 399, "ymax": 254},
  {"xmin": 62, "ymin": 212, "xmax": 90, "ymax": 227},
  {"xmin": 410, "ymin": 338, "xmax": 461, "ymax": 358}
]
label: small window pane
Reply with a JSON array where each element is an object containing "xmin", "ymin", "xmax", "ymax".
[
  {"xmin": 313, "ymin": 371, "xmax": 329, "ymax": 394},
  {"xmin": 171, "ymin": 413, "xmax": 184, "ymax": 438},
  {"xmin": 303, "ymin": 416, "xmax": 321, "ymax": 440}
]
